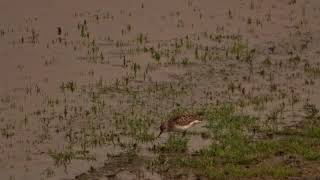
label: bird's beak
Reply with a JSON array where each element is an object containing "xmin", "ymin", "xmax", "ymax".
[{"xmin": 156, "ymin": 131, "xmax": 163, "ymax": 138}]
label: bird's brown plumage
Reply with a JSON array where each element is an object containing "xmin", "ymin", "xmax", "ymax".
[
  {"xmin": 168, "ymin": 114, "xmax": 201, "ymax": 127},
  {"xmin": 157, "ymin": 112, "xmax": 203, "ymax": 138}
]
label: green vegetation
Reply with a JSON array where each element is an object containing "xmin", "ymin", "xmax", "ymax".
[
  {"xmin": 151, "ymin": 104, "xmax": 320, "ymax": 179},
  {"xmin": 48, "ymin": 149, "xmax": 95, "ymax": 171},
  {"xmin": 155, "ymin": 135, "xmax": 188, "ymax": 153}
]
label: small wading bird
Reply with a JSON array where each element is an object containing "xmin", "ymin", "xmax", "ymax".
[{"xmin": 157, "ymin": 112, "xmax": 204, "ymax": 138}]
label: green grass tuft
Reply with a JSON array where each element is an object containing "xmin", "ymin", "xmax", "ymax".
[{"xmin": 155, "ymin": 135, "xmax": 188, "ymax": 153}]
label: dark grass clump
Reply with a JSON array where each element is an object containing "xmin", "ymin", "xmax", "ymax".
[{"xmin": 154, "ymin": 134, "xmax": 188, "ymax": 153}]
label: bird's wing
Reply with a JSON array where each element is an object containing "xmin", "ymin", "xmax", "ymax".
[{"xmin": 173, "ymin": 115, "xmax": 196, "ymax": 126}]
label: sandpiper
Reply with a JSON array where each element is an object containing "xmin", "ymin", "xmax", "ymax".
[{"xmin": 157, "ymin": 112, "xmax": 204, "ymax": 138}]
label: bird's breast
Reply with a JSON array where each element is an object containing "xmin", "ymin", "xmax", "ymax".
[{"xmin": 172, "ymin": 123, "xmax": 193, "ymax": 131}]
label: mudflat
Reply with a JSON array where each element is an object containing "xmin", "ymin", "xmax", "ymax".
[{"xmin": 1, "ymin": 0, "xmax": 320, "ymax": 179}]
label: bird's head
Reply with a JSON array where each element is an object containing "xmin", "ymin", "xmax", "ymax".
[{"xmin": 157, "ymin": 122, "xmax": 167, "ymax": 138}]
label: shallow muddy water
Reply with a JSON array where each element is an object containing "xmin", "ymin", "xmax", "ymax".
[{"xmin": 1, "ymin": 0, "xmax": 320, "ymax": 179}]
